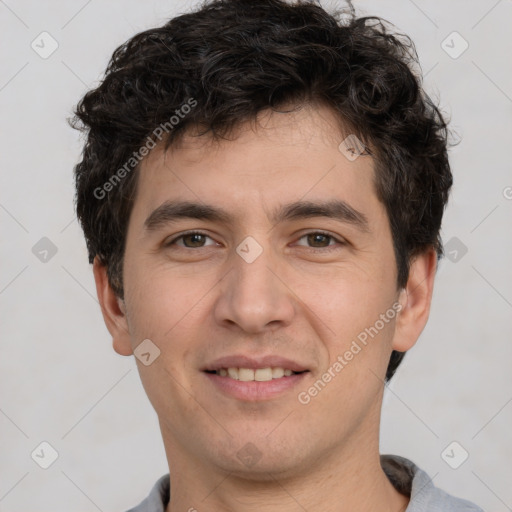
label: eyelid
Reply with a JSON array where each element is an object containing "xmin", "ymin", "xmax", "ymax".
[
  {"xmin": 164, "ymin": 229, "xmax": 346, "ymax": 249},
  {"xmin": 293, "ymin": 230, "xmax": 346, "ymax": 248},
  {"xmin": 164, "ymin": 230, "xmax": 218, "ymax": 247}
]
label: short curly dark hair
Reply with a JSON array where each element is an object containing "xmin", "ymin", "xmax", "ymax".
[{"xmin": 72, "ymin": 0, "xmax": 453, "ymax": 381}]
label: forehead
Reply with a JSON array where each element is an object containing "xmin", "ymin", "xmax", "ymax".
[{"xmin": 130, "ymin": 104, "xmax": 379, "ymax": 228}]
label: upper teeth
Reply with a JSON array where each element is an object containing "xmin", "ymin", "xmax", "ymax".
[{"xmin": 216, "ymin": 367, "xmax": 295, "ymax": 381}]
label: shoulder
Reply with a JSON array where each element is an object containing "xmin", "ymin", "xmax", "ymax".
[
  {"xmin": 382, "ymin": 454, "xmax": 484, "ymax": 512},
  {"xmin": 123, "ymin": 473, "xmax": 170, "ymax": 512}
]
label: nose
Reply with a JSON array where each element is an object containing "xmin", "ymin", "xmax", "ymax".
[{"xmin": 213, "ymin": 238, "xmax": 296, "ymax": 334}]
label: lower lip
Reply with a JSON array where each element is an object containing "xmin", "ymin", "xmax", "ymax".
[{"xmin": 204, "ymin": 372, "xmax": 308, "ymax": 401}]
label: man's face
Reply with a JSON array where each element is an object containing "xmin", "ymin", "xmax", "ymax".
[{"xmin": 116, "ymin": 104, "xmax": 405, "ymax": 476}]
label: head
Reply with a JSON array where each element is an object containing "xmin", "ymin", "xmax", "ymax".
[{"xmin": 72, "ymin": 0, "xmax": 452, "ymax": 478}]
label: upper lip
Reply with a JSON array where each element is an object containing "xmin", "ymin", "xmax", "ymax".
[{"xmin": 202, "ymin": 355, "xmax": 309, "ymax": 372}]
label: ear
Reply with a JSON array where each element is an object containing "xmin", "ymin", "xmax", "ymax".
[
  {"xmin": 392, "ymin": 248, "xmax": 437, "ymax": 352},
  {"xmin": 92, "ymin": 256, "xmax": 133, "ymax": 356}
]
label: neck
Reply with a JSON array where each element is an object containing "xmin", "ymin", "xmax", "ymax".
[{"xmin": 163, "ymin": 425, "xmax": 409, "ymax": 512}]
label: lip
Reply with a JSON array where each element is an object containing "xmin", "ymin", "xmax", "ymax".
[
  {"xmin": 202, "ymin": 355, "xmax": 309, "ymax": 373},
  {"xmin": 204, "ymin": 371, "xmax": 308, "ymax": 401}
]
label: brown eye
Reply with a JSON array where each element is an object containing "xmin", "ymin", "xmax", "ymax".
[
  {"xmin": 165, "ymin": 231, "xmax": 216, "ymax": 248},
  {"xmin": 181, "ymin": 233, "xmax": 207, "ymax": 248},
  {"xmin": 307, "ymin": 233, "xmax": 332, "ymax": 247},
  {"xmin": 295, "ymin": 231, "xmax": 345, "ymax": 250}
]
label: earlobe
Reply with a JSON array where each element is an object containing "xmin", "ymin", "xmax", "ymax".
[
  {"xmin": 92, "ymin": 256, "xmax": 134, "ymax": 356},
  {"xmin": 392, "ymin": 248, "xmax": 437, "ymax": 353}
]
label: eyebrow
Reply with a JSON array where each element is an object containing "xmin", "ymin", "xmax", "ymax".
[{"xmin": 143, "ymin": 199, "xmax": 370, "ymax": 233}]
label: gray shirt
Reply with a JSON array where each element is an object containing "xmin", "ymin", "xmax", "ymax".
[{"xmin": 125, "ymin": 454, "xmax": 484, "ymax": 511}]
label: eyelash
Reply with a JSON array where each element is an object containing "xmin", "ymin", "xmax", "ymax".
[{"xmin": 164, "ymin": 230, "xmax": 345, "ymax": 251}]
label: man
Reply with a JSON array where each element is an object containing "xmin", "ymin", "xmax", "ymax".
[{"xmin": 72, "ymin": 0, "xmax": 483, "ymax": 510}]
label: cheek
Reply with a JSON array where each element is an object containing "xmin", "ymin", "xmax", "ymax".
[
  {"xmin": 123, "ymin": 254, "xmax": 211, "ymax": 337},
  {"xmin": 301, "ymin": 263, "xmax": 396, "ymax": 332},
  {"xmin": 298, "ymin": 271, "xmax": 399, "ymax": 391},
  {"xmin": 122, "ymin": 263, "xmax": 208, "ymax": 408}
]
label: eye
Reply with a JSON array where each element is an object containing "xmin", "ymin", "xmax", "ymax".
[
  {"xmin": 163, "ymin": 230, "xmax": 345, "ymax": 251},
  {"xmin": 294, "ymin": 231, "xmax": 345, "ymax": 249},
  {"xmin": 164, "ymin": 231, "xmax": 218, "ymax": 249}
]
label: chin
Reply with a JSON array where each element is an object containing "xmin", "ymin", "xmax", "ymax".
[
  {"xmin": 207, "ymin": 433, "xmax": 313, "ymax": 479},
  {"xmin": 220, "ymin": 454, "xmax": 306, "ymax": 481}
]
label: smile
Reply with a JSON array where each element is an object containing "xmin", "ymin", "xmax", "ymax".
[{"xmin": 208, "ymin": 367, "xmax": 305, "ymax": 381}]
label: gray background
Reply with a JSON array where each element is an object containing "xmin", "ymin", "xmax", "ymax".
[{"xmin": 1, "ymin": 0, "xmax": 511, "ymax": 510}]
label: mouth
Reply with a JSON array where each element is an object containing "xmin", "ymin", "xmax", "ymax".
[
  {"xmin": 202, "ymin": 355, "xmax": 310, "ymax": 401},
  {"xmin": 205, "ymin": 367, "xmax": 308, "ymax": 381}
]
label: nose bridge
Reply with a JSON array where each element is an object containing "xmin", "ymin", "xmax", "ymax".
[
  {"xmin": 214, "ymin": 234, "xmax": 295, "ymax": 332},
  {"xmin": 235, "ymin": 234, "xmax": 274, "ymax": 292}
]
